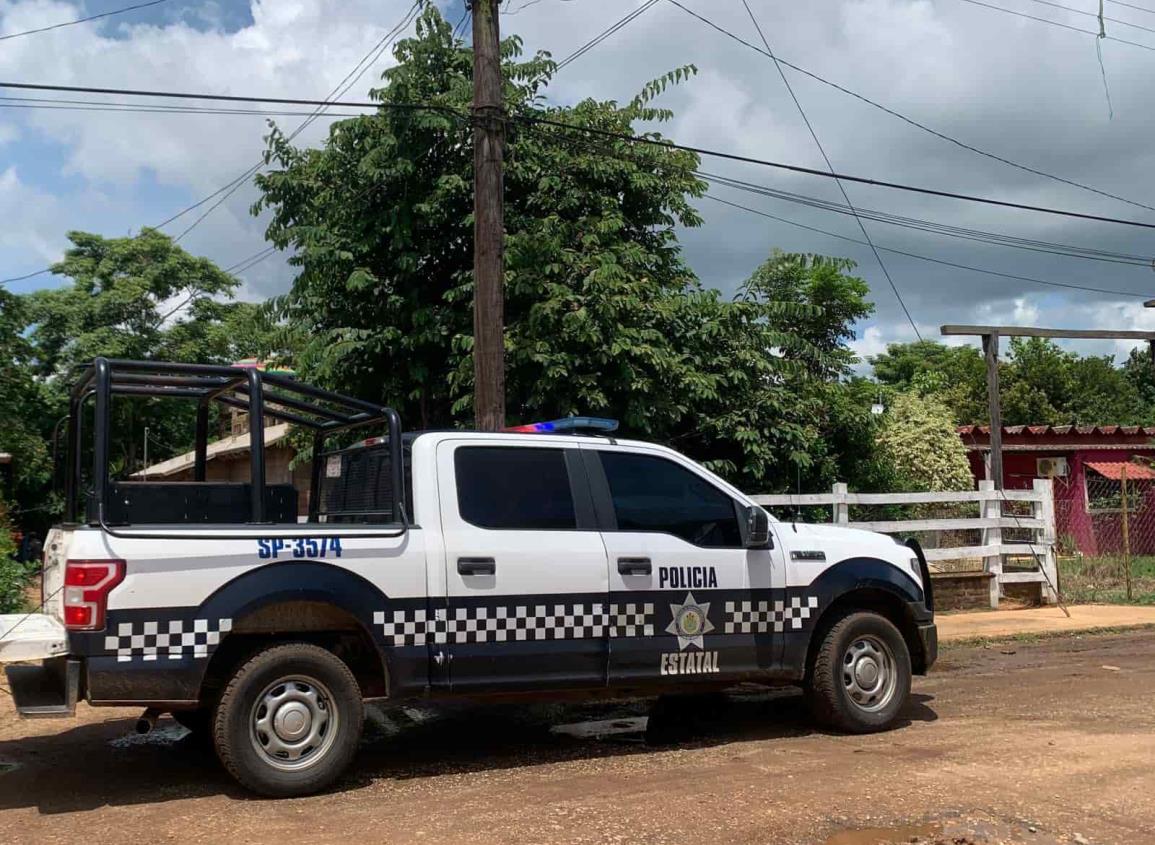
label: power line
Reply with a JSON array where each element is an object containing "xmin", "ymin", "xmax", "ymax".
[
  {"xmin": 1022, "ymin": 0, "xmax": 1155, "ymax": 34},
  {"xmin": 705, "ymin": 193, "xmax": 1152, "ymax": 300},
  {"xmin": 0, "ymin": 0, "xmax": 173, "ymax": 42},
  {"xmin": 953, "ymin": 0, "xmax": 1155, "ymax": 52},
  {"xmin": 1109, "ymin": 0, "xmax": 1155, "ymax": 15},
  {"xmin": 0, "ymin": 82, "xmax": 450, "ymax": 113},
  {"xmin": 0, "ymin": 96, "xmax": 369, "ymax": 118},
  {"xmin": 0, "ymin": 0, "xmax": 426, "ymax": 285},
  {"xmin": 8, "ymin": 79, "xmax": 1155, "ymax": 230},
  {"xmin": 515, "ymin": 113, "xmax": 1155, "ymax": 230},
  {"xmin": 699, "ymin": 171, "xmax": 1155, "ymax": 267},
  {"xmin": 555, "ymin": 0, "xmax": 659, "ymax": 70},
  {"xmin": 665, "ymin": 0, "xmax": 1155, "ymax": 215},
  {"xmin": 737, "ymin": 0, "xmax": 921, "ymax": 339}
]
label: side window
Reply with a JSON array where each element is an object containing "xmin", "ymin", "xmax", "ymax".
[
  {"xmin": 599, "ymin": 451, "xmax": 742, "ymax": 548},
  {"xmin": 455, "ymin": 446, "xmax": 577, "ymax": 530}
]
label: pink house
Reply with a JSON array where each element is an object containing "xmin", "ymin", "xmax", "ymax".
[{"xmin": 959, "ymin": 425, "xmax": 1155, "ymax": 556}]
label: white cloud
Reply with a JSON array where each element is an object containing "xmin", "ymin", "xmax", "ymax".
[
  {"xmin": 0, "ymin": 165, "xmax": 65, "ymax": 262},
  {"xmin": 1, "ymin": 0, "xmax": 1153, "ymax": 338}
]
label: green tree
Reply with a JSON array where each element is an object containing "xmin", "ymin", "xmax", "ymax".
[
  {"xmin": 876, "ymin": 391, "xmax": 974, "ymax": 492},
  {"xmin": 870, "ymin": 340, "xmax": 987, "ymax": 424},
  {"xmin": 254, "ymin": 7, "xmax": 844, "ymax": 489},
  {"xmin": 21, "ymin": 230, "xmax": 278, "ymax": 478}
]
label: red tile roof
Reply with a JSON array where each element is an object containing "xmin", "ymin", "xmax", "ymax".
[{"xmin": 1085, "ymin": 461, "xmax": 1155, "ymax": 480}]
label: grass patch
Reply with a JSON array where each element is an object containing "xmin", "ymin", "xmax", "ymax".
[{"xmin": 1059, "ymin": 555, "xmax": 1155, "ymax": 605}]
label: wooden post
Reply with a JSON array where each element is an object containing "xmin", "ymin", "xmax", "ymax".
[
  {"xmin": 471, "ymin": 0, "xmax": 506, "ymax": 431},
  {"xmin": 1033, "ymin": 478, "xmax": 1059, "ymax": 604},
  {"xmin": 1121, "ymin": 464, "xmax": 1133, "ymax": 602},
  {"xmin": 982, "ymin": 332, "xmax": 1004, "ymax": 489},
  {"xmin": 832, "ymin": 482, "xmax": 849, "ymax": 526},
  {"xmin": 979, "ymin": 479, "xmax": 1002, "ymax": 609}
]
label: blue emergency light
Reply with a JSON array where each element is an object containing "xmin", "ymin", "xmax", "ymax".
[{"xmin": 504, "ymin": 417, "xmax": 619, "ymax": 434}]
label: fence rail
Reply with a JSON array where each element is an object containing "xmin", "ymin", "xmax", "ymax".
[{"xmin": 751, "ymin": 479, "xmax": 1058, "ymax": 609}]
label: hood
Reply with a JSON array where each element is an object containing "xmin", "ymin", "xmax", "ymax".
[{"xmin": 783, "ymin": 521, "xmax": 908, "ymax": 562}]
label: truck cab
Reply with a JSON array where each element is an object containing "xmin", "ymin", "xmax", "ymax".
[{"xmin": 1, "ymin": 358, "xmax": 935, "ymax": 797}]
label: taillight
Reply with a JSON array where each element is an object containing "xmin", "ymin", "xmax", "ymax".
[{"xmin": 63, "ymin": 560, "xmax": 125, "ymax": 631}]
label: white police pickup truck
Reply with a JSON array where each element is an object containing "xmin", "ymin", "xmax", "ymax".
[{"xmin": 0, "ymin": 359, "xmax": 935, "ymax": 797}]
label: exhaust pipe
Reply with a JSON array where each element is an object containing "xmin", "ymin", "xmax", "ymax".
[{"xmin": 135, "ymin": 707, "xmax": 162, "ymax": 735}]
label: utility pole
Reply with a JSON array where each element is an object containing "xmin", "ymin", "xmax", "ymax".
[{"xmin": 470, "ymin": 0, "xmax": 506, "ymax": 431}]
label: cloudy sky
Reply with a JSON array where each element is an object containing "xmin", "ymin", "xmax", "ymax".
[{"xmin": 2, "ymin": 0, "xmax": 1155, "ymax": 368}]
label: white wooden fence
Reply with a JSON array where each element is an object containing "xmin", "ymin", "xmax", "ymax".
[{"xmin": 751, "ymin": 479, "xmax": 1058, "ymax": 609}]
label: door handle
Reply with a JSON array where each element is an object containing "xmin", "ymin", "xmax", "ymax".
[
  {"xmin": 457, "ymin": 557, "xmax": 496, "ymax": 576},
  {"xmin": 617, "ymin": 556, "xmax": 652, "ymax": 576}
]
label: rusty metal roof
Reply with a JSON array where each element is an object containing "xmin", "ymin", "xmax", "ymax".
[{"xmin": 958, "ymin": 425, "xmax": 1155, "ymax": 437}]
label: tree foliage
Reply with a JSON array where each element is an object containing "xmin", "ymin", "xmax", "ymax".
[
  {"xmin": 254, "ymin": 7, "xmax": 868, "ymax": 489},
  {"xmin": 872, "ymin": 337, "xmax": 1153, "ymax": 428},
  {"xmin": 8, "ymin": 230, "xmax": 278, "ymax": 517},
  {"xmin": 876, "ymin": 391, "xmax": 974, "ymax": 492}
]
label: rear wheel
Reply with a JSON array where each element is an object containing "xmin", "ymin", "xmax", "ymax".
[
  {"xmin": 806, "ymin": 611, "xmax": 911, "ymax": 733},
  {"xmin": 211, "ymin": 642, "xmax": 364, "ymax": 797}
]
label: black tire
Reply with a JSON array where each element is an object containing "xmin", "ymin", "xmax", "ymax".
[
  {"xmin": 211, "ymin": 642, "xmax": 364, "ymax": 797},
  {"xmin": 806, "ymin": 611, "xmax": 911, "ymax": 734}
]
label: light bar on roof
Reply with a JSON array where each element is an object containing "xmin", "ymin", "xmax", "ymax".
[{"xmin": 504, "ymin": 417, "xmax": 619, "ymax": 434}]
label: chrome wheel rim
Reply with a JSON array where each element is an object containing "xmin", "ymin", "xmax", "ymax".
[
  {"xmin": 842, "ymin": 635, "xmax": 898, "ymax": 713},
  {"xmin": 249, "ymin": 675, "xmax": 338, "ymax": 772}
]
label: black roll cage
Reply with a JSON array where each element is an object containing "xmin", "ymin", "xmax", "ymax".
[{"xmin": 64, "ymin": 357, "xmax": 408, "ymax": 540}]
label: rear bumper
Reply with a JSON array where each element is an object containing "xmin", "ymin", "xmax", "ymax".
[{"xmin": 4, "ymin": 657, "xmax": 81, "ymax": 717}]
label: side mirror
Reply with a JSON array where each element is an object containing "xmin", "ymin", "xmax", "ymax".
[{"xmin": 743, "ymin": 505, "xmax": 772, "ymax": 549}]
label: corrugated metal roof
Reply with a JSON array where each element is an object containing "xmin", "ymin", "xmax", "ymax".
[
  {"xmin": 1085, "ymin": 461, "xmax": 1155, "ymax": 480},
  {"xmin": 958, "ymin": 424, "xmax": 1155, "ymax": 437}
]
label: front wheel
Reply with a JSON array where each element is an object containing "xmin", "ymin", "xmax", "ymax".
[
  {"xmin": 806, "ymin": 611, "xmax": 911, "ymax": 733},
  {"xmin": 212, "ymin": 643, "xmax": 364, "ymax": 797}
]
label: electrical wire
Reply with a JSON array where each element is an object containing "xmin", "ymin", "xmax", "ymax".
[
  {"xmin": 175, "ymin": 0, "xmax": 425, "ymax": 242},
  {"xmin": 4, "ymin": 78, "xmax": 1153, "ymax": 230},
  {"xmin": 555, "ymin": 0, "xmax": 659, "ymax": 70},
  {"xmin": 953, "ymin": 0, "xmax": 1155, "ymax": 52},
  {"xmin": 0, "ymin": 0, "xmax": 173, "ymax": 42},
  {"xmin": 664, "ymin": 0, "xmax": 1155, "ymax": 215},
  {"xmin": 699, "ymin": 171, "xmax": 1155, "ymax": 267},
  {"xmin": 522, "ymin": 116, "xmax": 1154, "ymax": 305},
  {"xmin": 704, "ymin": 192, "xmax": 1152, "ymax": 300},
  {"xmin": 1109, "ymin": 0, "xmax": 1155, "ymax": 15},
  {"xmin": 737, "ymin": 0, "xmax": 921, "ymax": 339},
  {"xmin": 513, "ymin": 113, "xmax": 1155, "ymax": 231},
  {"xmin": 1023, "ymin": 0, "xmax": 1155, "ymax": 34},
  {"xmin": 0, "ymin": 0, "xmax": 427, "ymax": 286},
  {"xmin": 0, "ymin": 96, "xmax": 369, "ymax": 118}
]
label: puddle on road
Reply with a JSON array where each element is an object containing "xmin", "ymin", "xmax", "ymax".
[
  {"xmin": 0, "ymin": 759, "xmax": 19, "ymax": 775},
  {"xmin": 108, "ymin": 724, "xmax": 188, "ymax": 749},
  {"xmin": 550, "ymin": 716, "xmax": 647, "ymax": 740}
]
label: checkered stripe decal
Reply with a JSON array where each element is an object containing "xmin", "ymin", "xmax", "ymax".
[
  {"xmin": 723, "ymin": 596, "xmax": 819, "ymax": 634},
  {"xmin": 374, "ymin": 602, "xmax": 655, "ymax": 647},
  {"xmin": 104, "ymin": 618, "xmax": 233, "ymax": 662}
]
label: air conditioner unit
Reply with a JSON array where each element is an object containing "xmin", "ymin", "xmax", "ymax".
[{"xmin": 1037, "ymin": 457, "xmax": 1069, "ymax": 478}]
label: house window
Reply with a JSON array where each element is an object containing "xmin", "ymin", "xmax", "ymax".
[{"xmin": 1084, "ymin": 467, "xmax": 1152, "ymax": 514}]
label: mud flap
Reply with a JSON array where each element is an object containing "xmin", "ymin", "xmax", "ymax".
[{"xmin": 5, "ymin": 657, "xmax": 81, "ymax": 718}]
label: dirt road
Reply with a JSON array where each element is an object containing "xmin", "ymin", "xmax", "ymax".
[{"xmin": 2, "ymin": 631, "xmax": 1154, "ymax": 845}]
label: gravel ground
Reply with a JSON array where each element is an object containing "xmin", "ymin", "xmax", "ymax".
[{"xmin": 2, "ymin": 631, "xmax": 1154, "ymax": 845}]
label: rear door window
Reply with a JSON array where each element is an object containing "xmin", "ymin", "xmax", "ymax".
[{"xmin": 454, "ymin": 446, "xmax": 577, "ymax": 530}]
